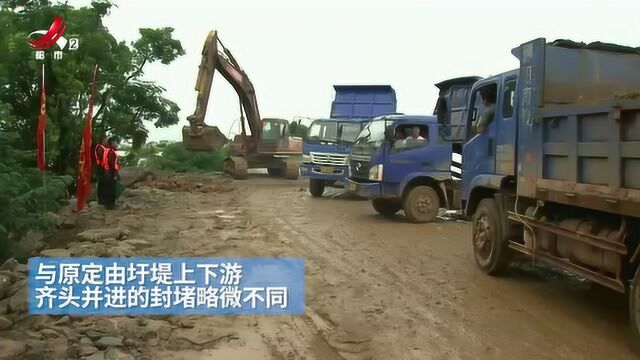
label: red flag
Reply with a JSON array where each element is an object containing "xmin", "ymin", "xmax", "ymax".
[
  {"xmin": 36, "ymin": 64, "xmax": 47, "ymax": 170},
  {"xmin": 76, "ymin": 65, "xmax": 99, "ymax": 212}
]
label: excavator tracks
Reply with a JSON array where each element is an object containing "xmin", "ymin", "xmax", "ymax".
[
  {"xmin": 224, "ymin": 156, "xmax": 248, "ymax": 179},
  {"xmin": 282, "ymin": 158, "xmax": 300, "ymax": 180}
]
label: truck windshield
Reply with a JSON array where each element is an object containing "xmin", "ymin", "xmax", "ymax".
[
  {"xmin": 352, "ymin": 119, "xmax": 387, "ymax": 155},
  {"xmin": 306, "ymin": 120, "xmax": 363, "ymax": 145}
]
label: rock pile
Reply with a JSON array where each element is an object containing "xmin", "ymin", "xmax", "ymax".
[{"xmin": 129, "ymin": 172, "xmax": 233, "ymax": 194}]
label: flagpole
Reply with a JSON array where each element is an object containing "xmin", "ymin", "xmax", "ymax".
[{"xmin": 41, "ymin": 63, "xmax": 47, "ymax": 214}]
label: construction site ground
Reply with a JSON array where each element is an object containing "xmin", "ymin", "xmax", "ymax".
[{"xmin": 0, "ymin": 171, "xmax": 636, "ymax": 360}]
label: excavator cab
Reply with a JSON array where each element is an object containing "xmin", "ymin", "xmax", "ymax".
[{"xmin": 256, "ymin": 118, "xmax": 302, "ymax": 154}]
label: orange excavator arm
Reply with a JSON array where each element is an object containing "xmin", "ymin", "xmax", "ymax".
[{"xmin": 183, "ymin": 31, "xmax": 261, "ymax": 150}]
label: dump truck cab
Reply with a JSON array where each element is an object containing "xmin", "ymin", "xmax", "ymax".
[
  {"xmin": 300, "ymin": 85, "xmax": 396, "ymax": 197},
  {"xmin": 346, "ymin": 77, "xmax": 479, "ymax": 223},
  {"xmin": 458, "ymin": 70, "xmax": 519, "ymax": 212},
  {"xmin": 346, "ymin": 114, "xmax": 454, "ymax": 223}
]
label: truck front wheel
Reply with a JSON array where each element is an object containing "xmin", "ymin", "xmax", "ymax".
[
  {"xmin": 403, "ymin": 185, "xmax": 440, "ymax": 223},
  {"xmin": 371, "ymin": 199, "xmax": 401, "ymax": 217},
  {"xmin": 472, "ymin": 198, "xmax": 511, "ymax": 275},
  {"xmin": 629, "ymin": 266, "xmax": 640, "ymax": 350},
  {"xmin": 309, "ymin": 179, "xmax": 325, "ymax": 197}
]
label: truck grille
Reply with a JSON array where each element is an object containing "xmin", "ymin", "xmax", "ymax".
[
  {"xmin": 350, "ymin": 158, "xmax": 371, "ymax": 179},
  {"xmin": 310, "ymin": 152, "xmax": 348, "ymax": 166}
]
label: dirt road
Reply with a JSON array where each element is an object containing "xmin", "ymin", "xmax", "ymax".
[
  {"xmin": 131, "ymin": 173, "xmax": 638, "ymax": 359},
  {"xmin": 2, "ymin": 172, "xmax": 636, "ymax": 359}
]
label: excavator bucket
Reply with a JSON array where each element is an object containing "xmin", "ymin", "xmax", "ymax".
[{"xmin": 182, "ymin": 125, "xmax": 228, "ymax": 151}]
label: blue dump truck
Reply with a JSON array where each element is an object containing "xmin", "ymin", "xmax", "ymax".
[
  {"xmin": 441, "ymin": 38, "xmax": 640, "ymax": 342},
  {"xmin": 345, "ymin": 77, "xmax": 478, "ymax": 223},
  {"xmin": 300, "ymin": 85, "xmax": 396, "ymax": 197}
]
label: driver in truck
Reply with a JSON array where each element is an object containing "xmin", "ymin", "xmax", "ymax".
[
  {"xmin": 476, "ymin": 86, "xmax": 496, "ymax": 133},
  {"xmin": 402, "ymin": 126, "xmax": 426, "ymax": 147}
]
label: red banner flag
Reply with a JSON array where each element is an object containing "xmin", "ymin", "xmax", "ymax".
[
  {"xmin": 36, "ymin": 64, "xmax": 46, "ymax": 170},
  {"xmin": 76, "ymin": 65, "xmax": 99, "ymax": 212}
]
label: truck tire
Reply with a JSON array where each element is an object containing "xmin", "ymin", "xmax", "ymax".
[
  {"xmin": 372, "ymin": 199, "xmax": 401, "ymax": 218},
  {"xmin": 403, "ymin": 185, "xmax": 440, "ymax": 223},
  {"xmin": 472, "ymin": 198, "xmax": 511, "ymax": 275},
  {"xmin": 629, "ymin": 266, "xmax": 640, "ymax": 351},
  {"xmin": 309, "ymin": 179, "xmax": 325, "ymax": 197}
]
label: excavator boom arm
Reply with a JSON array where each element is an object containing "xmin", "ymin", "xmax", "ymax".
[{"xmin": 187, "ymin": 31, "xmax": 261, "ymax": 140}]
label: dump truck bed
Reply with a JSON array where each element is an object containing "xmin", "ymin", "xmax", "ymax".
[{"xmin": 513, "ymin": 39, "xmax": 640, "ymax": 217}]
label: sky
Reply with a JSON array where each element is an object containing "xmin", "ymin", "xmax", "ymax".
[{"xmin": 74, "ymin": 0, "xmax": 640, "ymax": 141}]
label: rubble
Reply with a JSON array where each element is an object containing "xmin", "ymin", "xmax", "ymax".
[
  {"xmin": 46, "ymin": 336, "xmax": 69, "ymax": 359},
  {"xmin": 94, "ymin": 318, "xmax": 118, "ymax": 336},
  {"xmin": 105, "ymin": 347, "xmax": 134, "ymax": 360},
  {"xmin": 122, "ymin": 239, "xmax": 151, "ymax": 249},
  {"xmin": 24, "ymin": 339, "xmax": 45, "ymax": 360},
  {"xmin": 40, "ymin": 329, "xmax": 59, "ymax": 338},
  {"xmin": 94, "ymin": 336, "xmax": 124, "ymax": 349},
  {"xmin": 128, "ymin": 172, "xmax": 232, "ymax": 194},
  {"xmin": 54, "ymin": 201, "xmax": 79, "ymax": 229},
  {"xmin": 0, "ymin": 316, "xmax": 12, "ymax": 331},
  {"xmin": 0, "ymin": 259, "xmax": 18, "ymax": 272},
  {"xmin": 69, "ymin": 241, "xmax": 108, "ymax": 257},
  {"xmin": 53, "ymin": 315, "xmax": 70, "ymax": 326},
  {"xmin": 0, "ymin": 339, "xmax": 26, "ymax": 360},
  {"xmin": 40, "ymin": 248, "xmax": 71, "ymax": 257},
  {"xmin": 0, "ymin": 274, "xmax": 10, "ymax": 299},
  {"xmin": 0, "ymin": 173, "xmax": 243, "ymax": 359},
  {"xmin": 86, "ymin": 351, "xmax": 106, "ymax": 360},
  {"xmin": 77, "ymin": 228, "xmax": 129, "ymax": 242}
]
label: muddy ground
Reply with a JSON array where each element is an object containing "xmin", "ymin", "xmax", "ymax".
[{"xmin": 0, "ymin": 172, "xmax": 637, "ymax": 359}]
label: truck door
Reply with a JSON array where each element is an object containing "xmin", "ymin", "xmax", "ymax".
[
  {"xmin": 462, "ymin": 82, "xmax": 499, "ymax": 188},
  {"xmin": 383, "ymin": 123, "xmax": 433, "ymax": 195},
  {"xmin": 495, "ymin": 78, "xmax": 517, "ymax": 175}
]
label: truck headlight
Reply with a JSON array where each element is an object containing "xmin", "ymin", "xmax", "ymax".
[
  {"xmin": 368, "ymin": 164, "xmax": 383, "ymax": 181},
  {"xmin": 302, "ymin": 154, "xmax": 311, "ymax": 163}
]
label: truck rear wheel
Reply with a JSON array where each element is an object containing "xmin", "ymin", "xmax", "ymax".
[
  {"xmin": 629, "ymin": 266, "xmax": 640, "ymax": 351},
  {"xmin": 309, "ymin": 179, "xmax": 325, "ymax": 197},
  {"xmin": 472, "ymin": 198, "xmax": 511, "ymax": 275},
  {"xmin": 403, "ymin": 185, "xmax": 440, "ymax": 223},
  {"xmin": 372, "ymin": 199, "xmax": 401, "ymax": 218}
]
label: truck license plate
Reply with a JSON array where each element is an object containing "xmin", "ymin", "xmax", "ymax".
[
  {"xmin": 320, "ymin": 166, "xmax": 334, "ymax": 174},
  {"xmin": 349, "ymin": 183, "xmax": 357, "ymax": 192}
]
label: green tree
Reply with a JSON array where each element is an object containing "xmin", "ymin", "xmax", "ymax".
[
  {"xmin": 0, "ymin": 0, "xmax": 185, "ymax": 174},
  {"xmin": 0, "ymin": 131, "xmax": 73, "ymax": 261}
]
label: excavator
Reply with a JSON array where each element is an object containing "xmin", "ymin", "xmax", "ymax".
[{"xmin": 182, "ymin": 31, "xmax": 302, "ymax": 179}]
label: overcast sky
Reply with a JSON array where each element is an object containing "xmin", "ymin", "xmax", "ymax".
[{"xmin": 74, "ymin": 0, "xmax": 640, "ymax": 141}]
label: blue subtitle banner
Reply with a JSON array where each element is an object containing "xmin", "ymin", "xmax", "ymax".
[{"xmin": 28, "ymin": 257, "xmax": 304, "ymax": 315}]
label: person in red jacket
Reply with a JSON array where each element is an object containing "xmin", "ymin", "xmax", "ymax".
[
  {"xmin": 94, "ymin": 135, "xmax": 108, "ymax": 205},
  {"xmin": 101, "ymin": 137, "xmax": 121, "ymax": 210}
]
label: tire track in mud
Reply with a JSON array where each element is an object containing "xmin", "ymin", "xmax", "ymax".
[
  {"xmin": 278, "ymin": 215, "xmax": 475, "ymax": 359},
  {"xmin": 247, "ymin": 186, "xmax": 637, "ymax": 360},
  {"xmin": 245, "ymin": 191, "xmax": 480, "ymax": 360}
]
